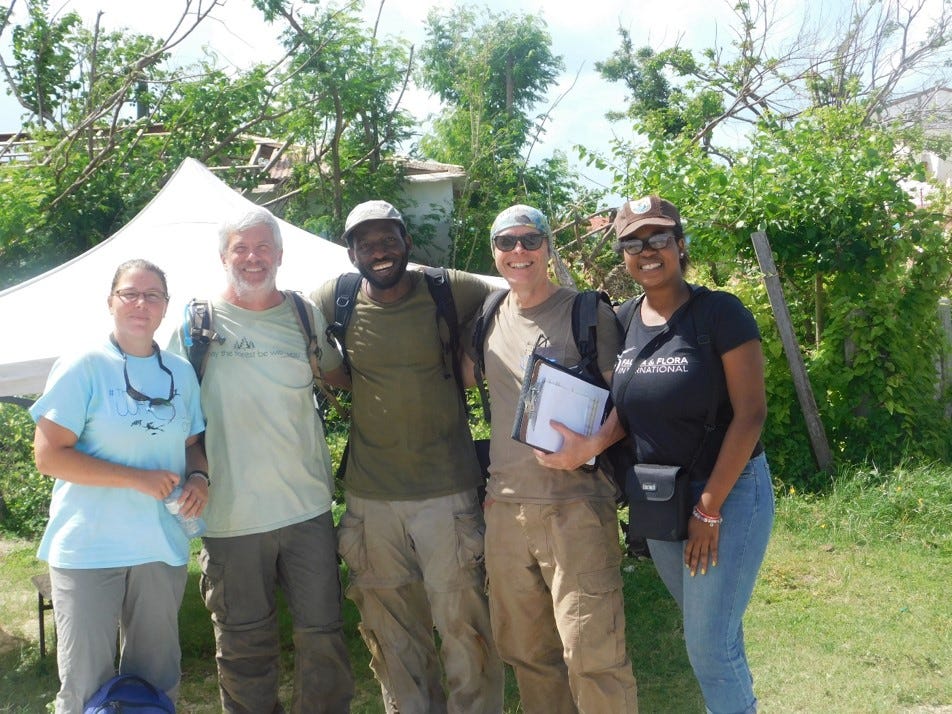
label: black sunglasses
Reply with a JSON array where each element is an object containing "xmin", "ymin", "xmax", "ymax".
[
  {"xmin": 110, "ymin": 335, "xmax": 176, "ymax": 417},
  {"xmin": 616, "ymin": 232, "xmax": 675, "ymax": 255},
  {"xmin": 492, "ymin": 232, "xmax": 547, "ymax": 252}
]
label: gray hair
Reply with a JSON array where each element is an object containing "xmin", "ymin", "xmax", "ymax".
[{"xmin": 218, "ymin": 208, "xmax": 283, "ymax": 254}]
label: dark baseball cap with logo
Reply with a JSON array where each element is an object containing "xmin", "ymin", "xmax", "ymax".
[{"xmin": 613, "ymin": 195, "xmax": 682, "ymax": 240}]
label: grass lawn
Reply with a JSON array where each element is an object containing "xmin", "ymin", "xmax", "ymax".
[{"xmin": 1, "ymin": 463, "xmax": 950, "ymax": 712}]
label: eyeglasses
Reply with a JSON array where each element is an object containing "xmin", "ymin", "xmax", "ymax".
[
  {"xmin": 113, "ymin": 289, "xmax": 169, "ymax": 305},
  {"xmin": 110, "ymin": 335, "xmax": 176, "ymax": 421},
  {"xmin": 492, "ymin": 232, "xmax": 547, "ymax": 252},
  {"xmin": 617, "ymin": 232, "xmax": 675, "ymax": 255}
]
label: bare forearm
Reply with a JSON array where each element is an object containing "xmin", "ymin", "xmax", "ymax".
[
  {"xmin": 36, "ymin": 443, "xmax": 162, "ymax": 488},
  {"xmin": 536, "ymin": 408, "xmax": 626, "ymax": 471},
  {"xmin": 184, "ymin": 438, "xmax": 208, "ymax": 478},
  {"xmin": 34, "ymin": 418, "xmax": 180, "ymax": 499}
]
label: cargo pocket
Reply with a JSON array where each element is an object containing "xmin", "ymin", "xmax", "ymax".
[
  {"xmin": 454, "ymin": 510, "xmax": 486, "ymax": 570},
  {"xmin": 198, "ymin": 547, "xmax": 226, "ymax": 620},
  {"xmin": 337, "ymin": 510, "xmax": 368, "ymax": 577},
  {"xmin": 577, "ymin": 566, "xmax": 626, "ymax": 671}
]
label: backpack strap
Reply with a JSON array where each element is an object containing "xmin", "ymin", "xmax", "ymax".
[
  {"xmin": 325, "ymin": 272, "xmax": 363, "ymax": 374},
  {"xmin": 422, "ymin": 266, "xmax": 465, "ymax": 401},
  {"xmin": 691, "ymin": 288, "xmax": 718, "ymax": 435},
  {"xmin": 283, "ymin": 289, "xmax": 349, "ymax": 421},
  {"xmin": 283, "ymin": 290, "xmax": 321, "ymax": 377},
  {"xmin": 471, "ymin": 288, "xmax": 509, "ymax": 423},
  {"xmin": 183, "ymin": 298, "xmax": 224, "ymax": 383},
  {"xmin": 324, "ymin": 269, "xmax": 462, "ymax": 480},
  {"xmin": 471, "ymin": 289, "xmax": 617, "ymax": 422},
  {"xmin": 571, "ymin": 290, "xmax": 616, "ymax": 385}
]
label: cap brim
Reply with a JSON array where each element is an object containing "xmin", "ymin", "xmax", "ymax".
[
  {"xmin": 617, "ymin": 216, "xmax": 677, "ymax": 240},
  {"xmin": 342, "ymin": 217, "xmax": 404, "ymax": 244}
]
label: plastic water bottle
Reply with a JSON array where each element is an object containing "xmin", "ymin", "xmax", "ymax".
[{"xmin": 164, "ymin": 486, "xmax": 206, "ymax": 538}]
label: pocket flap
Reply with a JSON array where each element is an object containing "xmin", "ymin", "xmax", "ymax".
[{"xmin": 627, "ymin": 464, "xmax": 681, "ymax": 502}]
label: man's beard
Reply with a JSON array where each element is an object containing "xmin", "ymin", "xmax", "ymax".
[
  {"xmin": 357, "ymin": 252, "xmax": 410, "ymax": 290},
  {"xmin": 227, "ymin": 263, "xmax": 278, "ymax": 298}
]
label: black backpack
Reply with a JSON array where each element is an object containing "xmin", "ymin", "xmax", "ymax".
[
  {"xmin": 324, "ymin": 267, "xmax": 469, "ymax": 478},
  {"xmin": 325, "ymin": 267, "xmax": 463, "ymax": 395},
  {"xmin": 470, "ymin": 289, "xmax": 630, "ymax": 499}
]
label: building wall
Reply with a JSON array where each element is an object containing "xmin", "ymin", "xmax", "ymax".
[{"xmin": 398, "ymin": 177, "xmax": 457, "ymax": 266}]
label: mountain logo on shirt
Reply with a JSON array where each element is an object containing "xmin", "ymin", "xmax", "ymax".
[{"xmin": 234, "ymin": 337, "xmax": 256, "ymax": 350}]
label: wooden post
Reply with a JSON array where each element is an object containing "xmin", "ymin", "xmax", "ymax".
[
  {"xmin": 750, "ymin": 231, "xmax": 834, "ymax": 472},
  {"xmin": 937, "ymin": 298, "xmax": 952, "ymax": 418}
]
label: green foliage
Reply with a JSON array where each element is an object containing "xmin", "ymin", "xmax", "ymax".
[
  {"xmin": 591, "ymin": 103, "xmax": 952, "ymax": 486},
  {"xmin": 419, "ymin": 6, "xmax": 562, "ymax": 121},
  {"xmin": 252, "ymin": 1, "xmax": 416, "ymax": 240},
  {"xmin": 0, "ymin": 4, "xmax": 273, "ymax": 289},
  {"xmin": 0, "ymin": 167, "xmax": 51, "ymax": 284},
  {"xmin": 417, "ymin": 6, "xmax": 579, "ymax": 273},
  {"xmin": 776, "ymin": 460, "xmax": 952, "ymax": 554},
  {"xmin": 0, "ymin": 404, "xmax": 49, "ymax": 538},
  {"xmin": 9, "ymin": 0, "xmax": 82, "ymax": 125},
  {"xmin": 0, "ymin": 1, "xmax": 419, "ymax": 287},
  {"xmin": 4, "ymin": 462, "xmax": 952, "ymax": 710}
]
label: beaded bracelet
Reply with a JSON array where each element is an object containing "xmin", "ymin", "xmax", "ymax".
[{"xmin": 692, "ymin": 505, "xmax": 723, "ymax": 527}]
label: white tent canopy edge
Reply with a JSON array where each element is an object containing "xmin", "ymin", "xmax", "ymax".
[{"xmin": 0, "ymin": 157, "xmax": 356, "ymax": 397}]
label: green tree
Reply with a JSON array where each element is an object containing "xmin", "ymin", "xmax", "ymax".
[
  {"xmin": 594, "ymin": 0, "xmax": 952, "ymax": 150},
  {"xmin": 417, "ymin": 6, "xmax": 572, "ymax": 271},
  {"xmin": 583, "ymin": 0, "xmax": 952, "ymax": 482},
  {"xmin": 0, "ymin": 1, "xmax": 294, "ymax": 287},
  {"xmin": 256, "ymin": 0, "xmax": 416, "ymax": 242},
  {"xmin": 7, "ymin": 0, "xmax": 81, "ymax": 127}
]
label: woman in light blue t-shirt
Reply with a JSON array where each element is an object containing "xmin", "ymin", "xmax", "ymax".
[{"xmin": 29, "ymin": 259, "xmax": 207, "ymax": 714}]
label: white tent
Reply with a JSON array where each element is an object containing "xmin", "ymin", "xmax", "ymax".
[{"xmin": 0, "ymin": 158, "xmax": 355, "ymax": 397}]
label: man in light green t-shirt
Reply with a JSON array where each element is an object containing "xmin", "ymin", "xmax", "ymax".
[
  {"xmin": 168, "ymin": 208, "xmax": 353, "ymax": 713},
  {"xmin": 313, "ymin": 200, "xmax": 503, "ymax": 714}
]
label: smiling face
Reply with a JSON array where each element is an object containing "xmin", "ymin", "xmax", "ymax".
[
  {"xmin": 492, "ymin": 224, "xmax": 550, "ymax": 292},
  {"xmin": 108, "ymin": 266, "xmax": 168, "ymax": 346},
  {"xmin": 622, "ymin": 225, "xmax": 685, "ymax": 289},
  {"xmin": 222, "ymin": 223, "xmax": 283, "ymax": 299},
  {"xmin": 348, "ymin": 220, "xmax": 411, "ymax": 291}
]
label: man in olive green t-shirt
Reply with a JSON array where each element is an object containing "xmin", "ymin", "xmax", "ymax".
[{"xmin": 313, "ymin": 201, "xmax": 503, "ymax": 714}]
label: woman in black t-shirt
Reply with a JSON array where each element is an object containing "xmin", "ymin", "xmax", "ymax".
[{"xmin": 611, "ymin": 195, "xmax": 774, "ymax": 714}]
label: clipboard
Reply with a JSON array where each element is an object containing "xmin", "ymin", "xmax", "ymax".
[{"xmin": 511, "ymin": 352, "xmax": 611, "ymax": 466}]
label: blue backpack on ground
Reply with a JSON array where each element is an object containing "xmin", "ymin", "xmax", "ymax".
[{"xmin": 83, "ymin": 673, "xmax": 175, "ymax": 713}]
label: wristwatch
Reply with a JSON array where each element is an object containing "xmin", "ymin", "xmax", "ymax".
[{"xmin": 187, "ymin": 470, "xmax": 210, "ymax": 486}]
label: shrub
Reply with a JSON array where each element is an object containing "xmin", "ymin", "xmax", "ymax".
[{"xmin": 0, "ymin": 403, "xmax": 50, "ymax": 538}]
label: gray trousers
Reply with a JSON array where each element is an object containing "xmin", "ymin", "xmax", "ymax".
[
  {"xmin": 49, "ymin": 561, "xmax": 187, "ymax": 714},
  {"xmin": 200, "ymin": 511, "xmax": 354, "ymax": 714}
]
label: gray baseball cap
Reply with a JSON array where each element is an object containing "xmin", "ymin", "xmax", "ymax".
[
  {"xmin": 341, "ymin": 200, "xmax": 406, "ymax": 245},
  {"xmin": 489, "ymin": 204, "xmax": 551, "ymax": 241}
]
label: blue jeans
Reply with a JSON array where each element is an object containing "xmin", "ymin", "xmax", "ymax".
[{"xmin": 648, "ymin": 452, "xmax": 774, "ymax": 714}]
